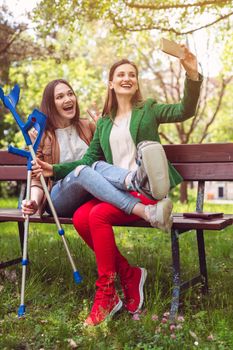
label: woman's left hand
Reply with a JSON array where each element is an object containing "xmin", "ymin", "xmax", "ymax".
[
  {"xmin": 180, "ymin": 45, "xmax": 199, "ymax": 81},
  {"xmin": 87, "ymin": 109, "xmax": 101, "ymax": 123}
]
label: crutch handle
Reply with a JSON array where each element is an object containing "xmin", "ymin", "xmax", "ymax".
[
  {"xmin": 0, "ymin": 84, "xmax": 47, "ymax": 149},
  {"xmin": 0, "ymin": 85, "xmax": 24, "ymax": 130},
  {"xmin": 8, "ymin": 145, "xmax": 30, "ymax": 158},
  {"xmin": 1, "ymin": 84, "xmax": 20, "ymax": 108},
  {"xmin": 22, "ymin": 109, "xmax": 47, "ymax": 147},
  {"xmin": 8, "ymin": 146, "xmax": 33, "ymax": 170}
]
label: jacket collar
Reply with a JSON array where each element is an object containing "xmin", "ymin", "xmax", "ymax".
[
  {"xmin": 106, "ymin": 104, "xmax": 145, "ymax": 145},
  {"xmin": 130, "ymin": 106, "xmax": 144, "ymax": 144}
]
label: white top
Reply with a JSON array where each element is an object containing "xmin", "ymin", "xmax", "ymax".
[
  {"xmin": 109, "ymin": 113, "xmax": 137, "ymax": 171},
  {"xmin": 55, "ymin": 125, "xmax": 88, "ymax": 163}
]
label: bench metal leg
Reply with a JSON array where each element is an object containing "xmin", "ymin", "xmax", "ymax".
[
  {"xmin": 0, "ymin": 258, "xmax": 22, "ymax": 269},
  {"xmin": 170, "ymin": 228, "xmax": 181, "ymax": 323},
  {"xmin": 0, "ymin": 221, "xmax": 25, "ymax": 269},
  {"xmin": 196, "ymin": 229, "xmax": 208, "ymax": 294}
]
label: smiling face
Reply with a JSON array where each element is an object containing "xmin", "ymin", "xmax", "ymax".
[
  {"xmin": 109, "ymin": 63, "xmax": 139, "ymax": 98},
  {"xmin": 54, "ymin": 83, "xmax": 77, "ymax": 125}
]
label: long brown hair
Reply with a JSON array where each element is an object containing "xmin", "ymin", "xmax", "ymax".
[
  {"xmin": 40, "ymin": 79, "xmax": 80, "ymax": 133},
  {"xmin": 102, "ymin": 59, "xmax": 143, "ymax": 117}
]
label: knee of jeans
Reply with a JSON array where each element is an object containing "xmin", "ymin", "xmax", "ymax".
[
  {"xmin": 91, "ymin": 160, "xmax": 102, "ymax": 170},
  {"xmin": 74, "ymin": 165, "xmax": 87, "ymax": 177}
]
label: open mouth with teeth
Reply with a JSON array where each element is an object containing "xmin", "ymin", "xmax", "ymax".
[
  {"xmin": 63, "ymin": 105, "xmax": 74, "ymax": 111},
  {"xmin": 121, "ymin": 84, "xmax": 132, "ymax": 88}
]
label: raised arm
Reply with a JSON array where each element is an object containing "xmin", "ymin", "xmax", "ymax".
[{"xmin": 152, "ymin": 46, "xmax": 202, "ymax": 124}]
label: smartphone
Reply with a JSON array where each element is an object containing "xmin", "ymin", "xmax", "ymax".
[{"xmin": 160, "ymin": 38, "xmax": 185, "ymax": 59}]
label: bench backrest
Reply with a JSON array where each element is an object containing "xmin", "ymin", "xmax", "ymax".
[
  {"xmin": 164, "ymin": 143, "xmax": 233, "ymax": 181},
  {"xmin": 0, "ymin": 143, "xmax": 233, "ymax": 181},
  {"xmin": 0, "ymin": 151, "xmax": 27, "ymax": 181}
]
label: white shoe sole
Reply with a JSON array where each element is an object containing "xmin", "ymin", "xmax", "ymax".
[
  {"xmin": 141, "ymin": 143, "xmax": 170, "ymax": 200},
  {"xmin": 83, "ymin": 298, "xmax": 123, "ymax": 327},
  {"xmin": 130, "ymin": 267, "xmax": 147, "ymax": 314},
  {"xmin": 109, "ymin": 298, "xmax": 123, "ymax": 317}
]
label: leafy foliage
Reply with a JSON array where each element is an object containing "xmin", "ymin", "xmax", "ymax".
[
  {"xmin": 0, "ymin": 1, "xmax": 232, "ymax": 149},
  {"xmin": 33, "ymin": 0, "xmax": 233, "ymax": 36},
  {"xmin": 0, "ymin": 3, "xmax": 56, "ymax": 148}
]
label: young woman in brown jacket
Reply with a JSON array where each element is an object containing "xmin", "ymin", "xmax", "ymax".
[{"xmin": 22, "ymin": 79, "xmax": 96, "ymax": 217}]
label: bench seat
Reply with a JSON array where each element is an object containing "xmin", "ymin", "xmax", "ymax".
[{"xmin": 0, "ymin": 209, "xmax": 232, "ymax": 230}]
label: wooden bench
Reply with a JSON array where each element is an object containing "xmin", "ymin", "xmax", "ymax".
[{"xmin": 1, "ymin": 144, "xmax": 233, "ymax": 321}]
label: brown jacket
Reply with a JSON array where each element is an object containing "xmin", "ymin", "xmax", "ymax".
[{"xmin": 31, "ymin": 118, "xmax": 96, "ymax": 216}]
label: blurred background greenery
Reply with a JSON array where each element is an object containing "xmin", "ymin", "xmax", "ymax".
[{"xmin": 1, "ymin": 0, "xmax": 232, "ymax": 149}]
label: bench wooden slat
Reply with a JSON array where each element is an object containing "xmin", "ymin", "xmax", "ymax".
[
  {"xmin": 174, "ymin": 163, "xmax": 233, "ymax": 181},
  {"xmin": 0, "ymin": 209, "xmax": 232, "ymax": 231},
  {"xmin": 0, "ymin": 209, "xmax": 73, "ymax": 224},
  {"xmin": 2, "ymin": 162, "xmax": 233, "ymax": 182},
  {"xmin": 0, "ymin": 151, "xmax": 27, "ymax": 165},
  {"xmin": 0, "ymin": 166, "xmax": 27, "ymax": 181},
  {"xmin": 1, "ymin": 144, "xmax": 233, "ymax": 165},
  {"xmin": 164, "ymin": 143, "xmax": 233, "ymax": 163}
]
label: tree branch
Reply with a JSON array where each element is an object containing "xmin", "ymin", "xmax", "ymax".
[
  {"xmin": 159, "ymin": 132, "xmax": 174, "ymax": 144},
  {"xmin": 110, "ymin": 11, "xmax": 233, "ymax": 35},
  {"xmin": 123, "ymin": 0, "xmax": 232, "ymax": 11},
  {"xmin": 0, "ymin": 30, "xmax": 22, "ymax": 55},
  {"xmin": 198, "ymin": 79, "xmax": 228, "ymax": 143}
]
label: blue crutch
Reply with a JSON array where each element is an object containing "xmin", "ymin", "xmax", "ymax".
[{"xmin": 0, "ymin": 85, "xmax": 82, "ymax": 317}]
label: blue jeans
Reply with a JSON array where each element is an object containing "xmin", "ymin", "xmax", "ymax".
[{"xmin": 47, "ymin": 161, "xmax": 140, "ymax": 217}]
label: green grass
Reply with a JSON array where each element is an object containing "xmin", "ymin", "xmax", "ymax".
[{"xmin": 0, "ymin": 197, "xmax": 233, "ymax": 349}]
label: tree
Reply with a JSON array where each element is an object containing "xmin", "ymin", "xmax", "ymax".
[
  {"xmin": 2, "ymin": 3, "xmax": 233, "ymax": 202},
  {"xmin": 0, "ymin": 3, "xmax": 56, "ymax": 148},
  {"xmin": 33, "ymin": 0, "xmax": 233, "ymax": 36}
]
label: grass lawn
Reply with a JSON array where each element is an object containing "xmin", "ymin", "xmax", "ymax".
[{"xmin": 0, "ymin": 197, "xmax": 233, "ymax": 349}]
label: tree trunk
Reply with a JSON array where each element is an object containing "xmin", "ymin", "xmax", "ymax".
[{"xmin": 180, "ymin": 182, "xmax": 188, "ymax": 203}]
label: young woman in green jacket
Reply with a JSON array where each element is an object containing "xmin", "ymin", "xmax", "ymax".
[{"xmin": 32, "ymin": 46, "xmax": 202, "ymax": 325}]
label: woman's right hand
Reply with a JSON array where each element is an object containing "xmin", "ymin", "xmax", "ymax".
[
  {"xmin": 21, "ymin": 199, "xmax": 38, "ymax": 216},
  {"xmin": 32, "ymin": 158, "xmax": 53, "ymax": 178}
]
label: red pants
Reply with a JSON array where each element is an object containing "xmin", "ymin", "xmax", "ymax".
[{"xmin": 72, "ymin": 192, "xmax": 157, "ymax": 285}]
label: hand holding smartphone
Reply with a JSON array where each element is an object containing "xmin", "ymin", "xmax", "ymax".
[{"xmin": 160, "ymin": 38, "xmax": 185, "ymax": 59}]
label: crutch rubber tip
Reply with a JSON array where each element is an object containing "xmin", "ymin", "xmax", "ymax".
[
  {"xmin": 18, "ymin": 304, "xmax": 26, "ymax": 317},
  {"xmin": 73, "ymin": 271, "xmax": 83, "ymax": 284}
]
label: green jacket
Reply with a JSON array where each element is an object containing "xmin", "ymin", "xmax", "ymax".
[{"xmin": 54, "ymin": 75, "xmax": 202, "ymax": 188}]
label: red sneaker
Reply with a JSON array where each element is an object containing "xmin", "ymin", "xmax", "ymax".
[
  {"xmin": 122, "ymin": 267, "xmax": 147, "ymax": 314},
  {"xmin": 84, "ymin": 289, "xmax": 123, "ymax": 326}
]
